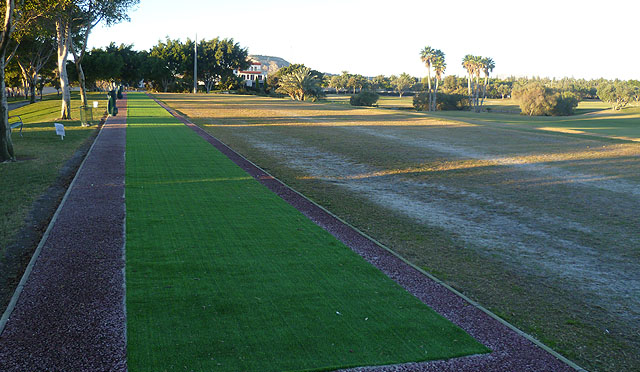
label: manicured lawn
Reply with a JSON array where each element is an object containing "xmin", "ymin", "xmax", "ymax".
[
  {"xmin": 125, "ymin": 93, "xmax": 488, "ymax": 372},
  {"xmin": 325, "ymin": 94, "xmax": 414, "ymax": 109},
  {"xmin": 156, "ymin": 92, "xmax": 640, "ymax": 372},
  {"xmin": 0, "ymin": 92, "xmax": 104, "ymax": 253},
  {"xmin": 433, "ymin": 105, "xmax": 640, "ymax": 140}
]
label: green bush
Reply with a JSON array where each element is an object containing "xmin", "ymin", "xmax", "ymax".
[
  {"xmin": 413, "ymin": 92, "xmax": 468, "ymax": 111},
  {"xmin": 513, "ymin": 82, "xmax": 578, "ymax": 116},
  {"xmin": 553, "ymin": 92, "xmax": 579, "ymax": 116},
  {"xmin": 350, "ymin": 91, "xmax": 379, "ymax": 106}
]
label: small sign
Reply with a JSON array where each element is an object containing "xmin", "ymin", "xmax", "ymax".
[
  {"xmin": 54, "ymin": 123, "xmax": 65, "ymax": 140},
  {"xmin": 93, "ymin": 101, "xmax": 99, "ymax": 108}
]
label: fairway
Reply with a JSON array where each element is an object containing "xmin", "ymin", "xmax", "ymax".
[
  {"xmin": 156, "ymin": 93, "xmax": 640, "ymax": 372},
  {"xmin": 125, "ymin": 93, "xmax": 487, "ymax": 371}
]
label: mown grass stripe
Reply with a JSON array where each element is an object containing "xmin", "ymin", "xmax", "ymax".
[{"xmin": 125, "ymin": 92, "xmax": 488, "ymax": 372}]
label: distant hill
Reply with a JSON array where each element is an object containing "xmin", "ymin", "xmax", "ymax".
[{"xmin": 248, "ymin": 55, "xmax": 291, "ymax": 75}]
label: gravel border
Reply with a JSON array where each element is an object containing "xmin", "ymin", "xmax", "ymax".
[
  {"xmin": 0, "ymin": 96, "xmax": 127, "ymax": 371},
  {"xmin": 152, "ymin": 94, "xmax": 585, "ymax": 372}
]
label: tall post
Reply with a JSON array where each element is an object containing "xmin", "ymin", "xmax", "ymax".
[{"xmin": 193, "ymin": 33, "xmax": 197, "ymax": 94}]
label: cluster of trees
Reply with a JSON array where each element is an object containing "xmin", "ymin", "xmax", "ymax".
[
  {"xmin": 461, "ymin": 54, "xmax": 495, "ymax": 112},
  {"xmin": 597, "ymin": 80, "xmax": 639, "ymax": 110},
  {"xmin": 146, "ymin": 37, "xmax": 248, "ymax": 93},
  {"xmin": 1, "ymin": 0, "xmax": 139, "ymax": 162},
  {"xmin": 328, "ymin": 71, "xmax": 369, "ymax": 94},
  {"xmin": 419, "ymin": 46, "xmax": 446, "ymax": 111},
  {"xmin": 328, "ymin": 71, "xmax": 418, "ymax": 98}
]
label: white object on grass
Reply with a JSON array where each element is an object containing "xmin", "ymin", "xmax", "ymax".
[
  {"xmin": 54, "ymin": 123, "xmax": 65, "ymax": 140},
  {"xmin": 93, "ymin": 101, "xmax": 99, "ymax": 108}
]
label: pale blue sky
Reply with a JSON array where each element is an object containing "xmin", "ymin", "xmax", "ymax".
[{"xmin": 89, "ymin": 0, "xmax": 639, "ymax": 80}]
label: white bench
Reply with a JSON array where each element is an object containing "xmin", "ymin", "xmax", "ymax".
[{"xmin": 9, "ymin": 115, "xmax": 23, "ymax": 137}]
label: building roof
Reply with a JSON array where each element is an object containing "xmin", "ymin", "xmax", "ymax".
[{"xmin": 238, "ymin": 71, "xmax": 264, "ymax": 74}]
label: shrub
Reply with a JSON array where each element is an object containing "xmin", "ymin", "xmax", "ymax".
[
  {"xmin": 553, "ymin": 92, "xmax": 579, "ymax": 116},
  {"xmin": 413, "ymin": 92, "xmax": 468, "ymax": 111},
  {"xmin": 513, "ymin": 82, "xmax": 578, "ymax": 116},
  {"xmin": 350, "ymin": 91, "xmax": 379, "ymax": 106}
]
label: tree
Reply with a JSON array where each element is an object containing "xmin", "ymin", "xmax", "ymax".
[
  {"xmin": 430, "ymin": 50, "xmax": 446, "ymax": 111},
  {"xmin": 0, "ymin": 0, "xmax": 20, "ymax": 162},
  {"xmin": 513, "ymin": 82, "xmax": 555, "ymax": 116},
  {"xmin": 513, "ymin": 82, "xmax": 578, "ymax": 116},
  {"xmin": 14, "ymin": 23, "xmax": 56, "ymax": 103},
  {"xmin": 268, "ymin": 63, "xmax": 322, "ymax": 94},
  {"xmin": 71, "ymin": 0, "xmax": 138, "ymax": 107},
  {"xmin": 461, "ymin": 54, "xmax": 486, "ymax": 112},
  {"xmin": 479, "ymin": 57, "xmax": 495, "ymax": 108},
  {"xmin": 371, "ymin": 75, "xmax": 389, "ymax": 91},
  {"xmin": 69, "ymin": 44, "xmax": 124, "ymax": 89},
  {"xmin": 329, "ymin": 74, "xmax": 344, "ymax": 94},
  {"xmin": 420, "ymin": 46, "xmax": 436, "ymax": 110},
  {"xmin": 276, "ymin": 67, "xmax": 322, "ymax": 101},
  {"xmin": 149, "ymin": 37, "xmax": 190, "ymax": 92},
  {"xmin": 197, "ymin": 37, "xmax": 248, "ymax": 93},
  {"xmin": 390, "ymin": 73, "xmax": 413, "ymax": 98},
  {"xmin": 497, "ymin": 83, "xmax": 511, "ymax": 99},
  {"xmin": 597, "ymin": 81, "xmax": 634, "ymax": 110},
  {"xmin": 346, "ymin": 73, "xmax": 367, "ymax": 93},
  {"xmin": 1, "ymin": 0, "xmax": 47, "ymax": 161}
]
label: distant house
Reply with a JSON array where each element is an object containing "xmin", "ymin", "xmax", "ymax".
[{"xmin": 234, "ymin": 61, "xmax": 267, "ymax": 87}]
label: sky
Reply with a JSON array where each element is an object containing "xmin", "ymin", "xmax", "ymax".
[{"xmin": 89, "ymin": 0, "xmax": 639, "ymax": 80}]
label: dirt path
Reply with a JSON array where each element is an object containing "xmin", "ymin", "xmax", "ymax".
[{"xmin": 0, "ymin": 96, "xmax": 127, "ymax": 371}]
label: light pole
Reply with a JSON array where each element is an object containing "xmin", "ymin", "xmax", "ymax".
[{"xmin": 193, "ymin": 33, "xmax": 198, "ymax": 94}]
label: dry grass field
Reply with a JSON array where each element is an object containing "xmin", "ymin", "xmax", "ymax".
[{"xmin": 156, "ymin": 93, "xmax": 640, "ymax": 372}]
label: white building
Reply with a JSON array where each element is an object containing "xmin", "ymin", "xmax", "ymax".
[{"xmin": 234, "ymin": 62, "xmax": 267, "ymax": 87}]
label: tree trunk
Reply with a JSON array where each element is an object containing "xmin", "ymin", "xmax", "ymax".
[
  {"xmin": 29, "ymin": 75, "xmax": 36, "ymax": 104},
  {"xmin": 0, "ymin": 57, "xmax": 14, "ymax": 162},
  {"xmin": 76, "ymin": 61, "xmax": 88, "ymax": 107},
  {"xmin": 474, "ymin": 77, "xmax": 480, "ymax": 112},
  {"xmin": 467, "ymin": 74, "xmax": 472, "ymax": 109},
  {"xmin": 56, "ymin": 17, "xmax": 72, "ymax": 120},
  {"xmin": 480, "ymin": 76, "xmax": 488, "ymax": 108},
  {"xmin": 427, "ymin": 64, "xmax": 432, "ymax": 111},
  {"xmin": 433, "ymin": 79, "xmax": 439, "ymax": 111},
  {"xmin": 0, "ymin": 0, "xmax": 15, "ymax": 162}
]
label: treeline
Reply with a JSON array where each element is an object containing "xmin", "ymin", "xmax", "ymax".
[
  {"xmin": 1, "ymin": 0, "xmax": 139, "ymax": 162},
  {"xmin": 60, "ymin": 37, "xmax": 250, "ymax": 93}
]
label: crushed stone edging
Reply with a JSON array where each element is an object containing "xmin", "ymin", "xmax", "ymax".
[{"xmin": 0, "ymin": 117, "xmax": 107, "ymax": 336}]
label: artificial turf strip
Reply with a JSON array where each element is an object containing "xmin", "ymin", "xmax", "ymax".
[{"xmin": 124, "ymin": 93, "xmax": 489, "ymax": 372}]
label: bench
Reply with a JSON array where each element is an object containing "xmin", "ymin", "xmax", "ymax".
[{"xmin": 9, "ymin": 115, "xmax": 23, "ymax": 136}]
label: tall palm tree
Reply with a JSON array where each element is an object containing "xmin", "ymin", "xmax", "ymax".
[
  {"xmin": 462, "ymin": 54, "xmax": 475, "ymax": 108},
  {"xmin": 470, "ymin": 55, "xmax": 483, "ymax": 112},
  {"xmin": 480, "ymin": 57, "xmax": 495, "ymax": 108},
  {"xmin": 420, "ymin": 46, "xmax": 436, "ymax": 109},
  {"xmin": 431, "ymin": 50, "xmax": 446, "ymax": 111}
]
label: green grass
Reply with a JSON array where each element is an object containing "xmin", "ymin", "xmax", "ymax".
[
  {"xmin": 432, "ymin": 105, "xmax": 640, "ymax": 140},
  {"xmin": 0, "ymin": 92, "xmax": 104, "ymax": 253},
  {"xmin": 324, "ymin": 94, "xmax": 414, "ymax": 109},
  {"xmin": 125, "ymin": 93, "xmax": 488, "ymax": 372},
  {"xmin": 156, "ymin": 93, "xmax": 640, "ymax": 372}
]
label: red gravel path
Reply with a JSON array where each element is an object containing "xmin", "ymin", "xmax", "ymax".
[
  {"xmin": 0, "ymin": 96, "xmax": 127, "ymax": 371},
  {"xmin": 151, "ymin": 94, "xmax": 583, "ymax": 372}
]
